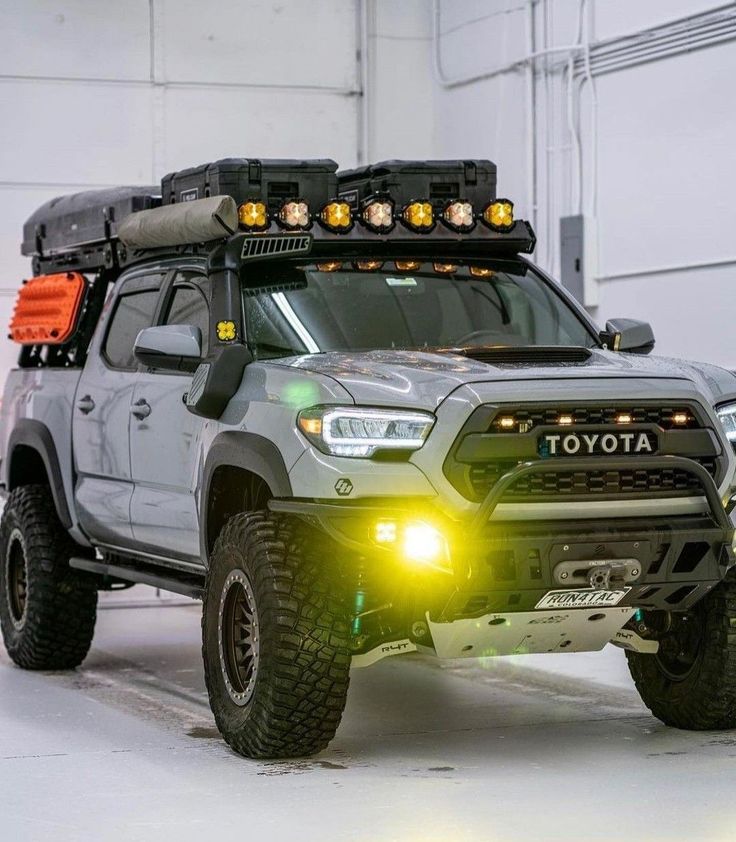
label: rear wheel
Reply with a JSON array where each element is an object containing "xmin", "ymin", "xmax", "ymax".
[
  {"xmin": 627, "ymin": 570, "xmax": 736, "ymax": 729},
  {"xmin": 202, "ymin": 511, "xmax": 351, "ymax": 758},
  {"xmin": 0, "ymin": 485, "xmax": 98, "ymax": 670}
]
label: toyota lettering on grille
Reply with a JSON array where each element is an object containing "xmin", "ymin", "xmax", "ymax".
[{"xmin": 538, "ymin": 430, "xmax": 658, "ymax": 457}]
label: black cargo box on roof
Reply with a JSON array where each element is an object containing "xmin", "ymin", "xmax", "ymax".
[
  {"xmin": 22, "ymin": 186, "xmax": 160, "ymax": 257},
  {"xmin": 337, "ymin": 159, "xmax": 497, "ymax": 211},
  {"xmin": 161, "ymin": 158, "xmax": 339, "ymax": 213}
]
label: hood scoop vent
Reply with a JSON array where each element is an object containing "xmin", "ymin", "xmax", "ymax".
[{"xmin": 449, "ymin": 346, "xmax": 593, "ymax": 365}]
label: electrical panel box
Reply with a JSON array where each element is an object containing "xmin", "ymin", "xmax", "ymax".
[{"xmin": 560, "ymin": 215, "xmax": 598, "ymax": 308}]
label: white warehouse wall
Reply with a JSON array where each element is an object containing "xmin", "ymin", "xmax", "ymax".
[
  {"xmin": 433, "ymin": 0, "xmax": 736, "ymax": 369},
  {"xmin": 0, "ymin": 0, "xmax": 435, "ymax": 378}
]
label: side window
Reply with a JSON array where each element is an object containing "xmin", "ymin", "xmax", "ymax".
[
  {"xmin": 164, "ymin": 282, "xmax": 209, "ymax": 356},
  {"xmin": 103, "ymin": 289, "xmax": 160, "ymax": 370}
]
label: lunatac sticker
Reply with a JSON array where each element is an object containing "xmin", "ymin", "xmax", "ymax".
[{"xmin": 535, "ymin": 587, "xmax": 631, "ymax": 610}]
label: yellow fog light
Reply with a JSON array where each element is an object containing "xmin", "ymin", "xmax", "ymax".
[
  {"xmin": 401, "ymin": 201, "xmax": 434, "ymax": 231},
  {"xmin": 402, "ymin": 522, "xmax": 450, "ymax": 573},
  {"xmin": 278, "ymin": 200, "xmax": 310, "ymax": 229},
  {"xmin": 216, "ymin": 320, "xmax": 237, "ymax": 341},
  {"xmin": 482, "ymin": 199, "xmax": 514, "ymax": 231},
  {"xmin": 320, "ymin": 201, "xmax": 353, "ymax": 232},
  {"xmin": 238, "ymin": 201, "xmax": 268, "ymax": 231},
  {"xmin": 442, "ymin": 200, "xmax": 475, "ymax": 232},
  {"xmin": 361, "ymin": 199, "xmax": 394, "ymax": 232},
  {"xmin": 374, "ymin": 520, "xmax": 398, "ymax": 544}
]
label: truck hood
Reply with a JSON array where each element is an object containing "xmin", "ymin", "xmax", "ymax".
[{"xmin": 277, "ymin": 348, "xmax": 736, "ymax": 411}]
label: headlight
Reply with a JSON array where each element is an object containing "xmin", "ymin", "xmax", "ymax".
[
  {"xmin": 297, "ymin": 406, "xmax": 435, "ymax": 457},
  {"xmin": 716, "ymin": 401, "xmax": 736, "ymax": 449}
]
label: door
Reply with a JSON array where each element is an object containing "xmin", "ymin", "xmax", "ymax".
[
  {"xmin": 129, "ymin": 271, "xmax": 209, "ymax": 562},
  {"xmin": 73, "ymin": 271, "xmax": 164, "ymax": 545}
]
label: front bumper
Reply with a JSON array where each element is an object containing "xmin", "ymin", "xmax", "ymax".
[{"xmin": 270, "ymin": 454, "xmax": 735, "ymax": 616}]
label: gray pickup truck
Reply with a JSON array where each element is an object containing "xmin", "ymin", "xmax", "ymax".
[{"xmin": 2, "ymin": 158, "xmax": 736, "ymax": 759}]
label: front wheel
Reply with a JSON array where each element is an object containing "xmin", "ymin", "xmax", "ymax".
[
  {"xmin": 202, "ymin": 512, "xmax": 351, "ymax": 759},
  {"xmin": 627, "ymin": 570, "xmax": 736, "ymax": 729}
]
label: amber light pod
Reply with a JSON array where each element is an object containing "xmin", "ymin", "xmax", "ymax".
[
  {"xmin": 320, "ymin": 201, "xmax": 353, "ymax": 232},
  {"xmin": 278, "ymin": 200, "xmax": 310, "ymax": 230},
  {"xmin": 361, "ymin": 199, "xmax": 394, "ymax": 232},
  {"xmin": 354, "ymin": 261, "xmax": 384, "ymax": 271},
  {"xmin": 9, "ymin": 272, "xmax": 87, "ymax": 345},
  {"xmin": 470, "ymin": 266, "xmax": 495, "ymax": 278},
  {"xmin": 317, "ymin": 261, "xmax": 342, "ymax": 272},
  {"xmin": 433, "ymin": 263, "xmax": 457, "ymax": 274},
  {"xmin": 401, "ymin": 201, "xmax": 434, "ymax": 231},
  {"xmin": 442, "ymin": 200, "xmax": 475, "ymax": 232},
  {"xmin": 238, "ymin": 201, "xmax": 268, "ymax": 231},
  {"xmin": 482, "ymin": 199, "xmax": 514, "ymax": 231},
  {"xmin": 395, "ymin": 260, "xmax": 421, "ymax": 271}
]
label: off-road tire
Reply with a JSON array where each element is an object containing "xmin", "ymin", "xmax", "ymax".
[
  {"xmin": 0, "ymin": 485, "xmax": 98, "ymax": 670},
  {"xmin": 202, "ymin": 511, "xmax": 351, "ymax": 759},
  {"xmin": 627, "ymin": 570, "xmax": 736, "ymax": 729}
]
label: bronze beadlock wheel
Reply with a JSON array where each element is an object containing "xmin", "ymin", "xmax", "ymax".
[
  {"xmin": 218, "ymin": 569, "xmax": 259, "ymax": 706},
  {"xmin": 5, "ymin": 528, "xmax": 28, "ymax": 630}
]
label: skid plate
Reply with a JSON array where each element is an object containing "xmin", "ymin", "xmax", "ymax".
[{"xmin": 426, "ymin": 607, "xmax": 634, "ymax": 658}]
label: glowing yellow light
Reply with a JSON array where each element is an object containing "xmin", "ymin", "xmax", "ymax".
[
  {"xmin": 354, "ymin": 260, "xmax": 383, "ymax": 271},
  {"xmin": 298, "ymin": 416, "xmax": 322, "ymax": 436},
  {"xmin": 498, "ymin": 416, "xmax": 515, "ymax": 429},
  {"xmin": 433, "ymin": 263, "xmax": 458, "ymax": 274},
  {"xmin": 673, "ymin": 412, "xmax": 690, "ymax": 425},
  {"xmin": 483, "ymin": 200, "xmax": 514, "ymax": 231},
  {"xmin": 279, "ymin": 200, "xmax": 310, "ymax": 229},
  {"xmin": 362, "ymin": 200, "xmax": 393, "ymax": 231},
  {"xmin": 558, "ymin": 414, "xmax": 574, "ymax": 426},
  {"xmin": 216, "ymin": 320, "xmax": 237, "ymax": 341},
  {"xmin": 470, "ymin": 266, "xmax": 495, "ymax": 278},
  {"xmin": 321, "ymin": 202, "xmax": 352, "ymax": 231},
  {"xmin": 402, "ymin": 201, "xmax": 434, "ymax": 230},
  {"xmin": 317, "ymin": 261, "xmax": 342, "ymax": 272},
  {"xmin": 443, "ymin": 201, "xmax": 475, "ymax": 231},
  {"xmin": 395, "ymin": 260, "xmax": 421, "ymax": 271},
  {"xmin": 238, "ymin": 201, "xmax": 268, "ymax": 230},
  {"xmin": 403, "ymin": 522, "xmax": 447, "ymax": 567},
  {"xmin": 616, "ymin": 413, "xmax": 632, "ymax": 424},
  {"xmin": 374, "ymin": 520, "xmax": 398, "ymax": 544}
]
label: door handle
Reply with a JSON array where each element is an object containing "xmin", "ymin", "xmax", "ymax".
[
  {"xmin": 131, "ymin": 398, "xmax": 151, "ymax": 420},
  {"xmin": 77, "ymin": 395, "xmax": 95, "ymax": 414}
]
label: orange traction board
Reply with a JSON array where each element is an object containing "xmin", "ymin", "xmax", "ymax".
[{"xmin": 9, "ymin": 272, "xmax": 87, "ymax": 345}]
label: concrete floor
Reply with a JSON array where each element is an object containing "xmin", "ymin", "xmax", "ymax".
[{"xmin": 2, "ymin": 590, "xmax": 735, "ymax": 842}]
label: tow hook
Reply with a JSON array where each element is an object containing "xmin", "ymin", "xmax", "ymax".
[{"xmin": 553, "ymin": 558, "xmax": 641, "ymax": 588}]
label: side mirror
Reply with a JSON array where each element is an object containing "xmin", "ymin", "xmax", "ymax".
[
  {"xmin": 600, "ymin": 318, "xmax": 655, "ymax": 355},
  {"xmin": 134, "ymin": 324, "xmax": 202, "ymax": 372}
]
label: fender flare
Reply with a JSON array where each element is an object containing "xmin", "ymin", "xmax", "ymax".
[
  {"xmin": 6, "ymin": 419, "xmax": 73, "ymax": 528},
  {"xmin": 200, "ymin": 431, "xmax": 292, "ymax": 556}
]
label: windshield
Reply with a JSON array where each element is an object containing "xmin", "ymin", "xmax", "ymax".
[{"xmin": 241, "ymin": 260, "xmax": 596, "ymax": 359}]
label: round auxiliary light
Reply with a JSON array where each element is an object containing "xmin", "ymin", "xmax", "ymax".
[
  {"xmin": 482, "ymin": 199, "xmax": 515, "ymax": 232},
  {"xmin": 278, "ymin": 200, "xmax": 310, "ymax": 230},
  {"xmin": 238, "ymin": 201, "xmax": 268, "ymax": 231},
  {"xmin": 401, "ymin": 201, "xmax": 434, "ymax": 232},
  {"xmin": 320, "ymin": 201, "xmax": 353, "ymax": 232},
  {"xmin": 442, "ymin": 200, "xmax": 475, "ymax": 232},
  {"xmin": 361, "ymin": 198, "xmax": 394, "ymax": 233}
]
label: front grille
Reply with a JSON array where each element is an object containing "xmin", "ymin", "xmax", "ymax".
[{"xmin": 445, "ymin": 401, "xmax": 723, "ymax": 503}]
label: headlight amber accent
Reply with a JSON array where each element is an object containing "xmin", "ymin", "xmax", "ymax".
[
  {"xmin": 320, "ymin": 201, "xmax": 353, "ymax": 232},
  {"xmin": 278, "ymin": 200, "xmax": 310, "ymax": 229},
  {"xmin": 238, "ymin": 201, "xmax": 268, "ymax": 231},
  {"xmin": 401, "ymin": 201, "xmax": 434, "ymax": 231},
  {"xmin": 361, "ymin": 199, "xmax": 394, "ymax": 232},
  {"xmin": 442, "ymin": 200, "xmax": 475, "ymax": 232},
  {"xmin": 216, "ymin": 320, "xmax": 237, "ymax": 341},
  {"xmin": 482, "ymin": 199, "xmax": 514, "ymax": 231}
]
